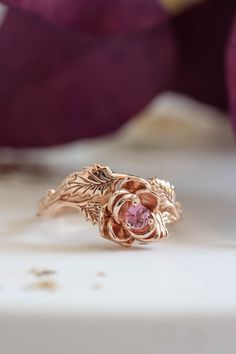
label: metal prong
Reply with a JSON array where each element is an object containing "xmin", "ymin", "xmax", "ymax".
[
  {"xmin": 148, "ymin": 218, "xmax": 154, "ymax": 225},
  {"xmin": 126, "ymin": 222, "xmax": 132, "ymax": 229},
  {"xmin": 131, "ymin": 198, "xmax": 139, "ymax": 206}
]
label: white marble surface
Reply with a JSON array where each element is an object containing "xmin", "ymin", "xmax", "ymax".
[
  {"xmin": 0, "ymin": 144, "xmax": 236, "ymax": 354},
  {"xmin": 0, "ymin": 96, "xmax": 236, "ymax": 354}
]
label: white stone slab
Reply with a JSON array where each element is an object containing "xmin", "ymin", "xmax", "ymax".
[
  {"xmin": 0, "ymin": 143, "xmax": 236, "ymax": 354},
  {"xmin": 0, "ymin": 94, "xmax": 235, "ymax": 353}
]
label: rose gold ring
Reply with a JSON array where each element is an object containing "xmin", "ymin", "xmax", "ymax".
[{"xmin": 37, "ymin": 164, "xmax": 182, "ymax": 247}]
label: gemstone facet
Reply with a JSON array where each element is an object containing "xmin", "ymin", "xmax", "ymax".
[{"xmin": 126, "ymin": 204, "xmax": 150, "ymax": 229}]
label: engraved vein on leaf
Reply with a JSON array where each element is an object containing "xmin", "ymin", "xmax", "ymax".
[{"xmin": 66, "ymin": 171, "xmax": 114, "ymax": 196}]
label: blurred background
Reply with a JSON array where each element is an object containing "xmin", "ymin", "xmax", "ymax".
[
  {"xmin": 0, "ymin": 1, "xmax": 236, "ymax": 354},
  {"xmin": 0, "ymin": 0, "xmax": 236, "ymax": 147}
]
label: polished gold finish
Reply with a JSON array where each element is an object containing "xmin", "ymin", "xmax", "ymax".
[{"xmin": 38, "ymin": 164, "xmax": 182, "ymax": 247}]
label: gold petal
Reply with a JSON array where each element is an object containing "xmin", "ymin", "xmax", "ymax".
[
  {"xmin": 112, "ymin": 193, "xmax": 140, "ymax": 224},
  {"xmin": 126, "ymin": 211, "xmax": 168, "ymax": 242},
  {"xmin": 99, "ymin": 205, "xmax": 111, "ymax": 239},
  {"xmin": 107, "ymin": 218, "xmax": 133, "ymax": 246},
  {"xmin": 127, "ymin": 218, "xmax": 157, "ymax": 241},
  {"xmin": 136, "ymin": 189, "xmax": 159, "ymax": 212},
  {"xmin": 119, "ymin": 176, "xmax": 151, "ymax": 193},
  {"xmin": 107, "ymin": 190, "xmax": 128, "ymax": 212}
]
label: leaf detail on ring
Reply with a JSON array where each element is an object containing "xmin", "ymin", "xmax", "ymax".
[
  {"xmin": 153, "ymin": 179, "xmax": 175, "ymax": 204},
  {"xmin": 63, "ymin": 164, "xmax": 115, "ymax": 198},
  {"xmin": 78, "ymin": 202, "xmax": 100, "ymax": 224},
  {"xmin": 149, "ymin": 178, "xmax": 181, "ymax": 223}
]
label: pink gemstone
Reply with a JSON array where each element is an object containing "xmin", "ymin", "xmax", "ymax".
[{"xmin": 126, "ymin": 204, "xmax": 150, "ymax": 229}]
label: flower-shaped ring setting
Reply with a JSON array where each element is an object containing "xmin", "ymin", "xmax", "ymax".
[{"xmin": 38, "ymin": 164, "xmax": 182, "ymax": 247}]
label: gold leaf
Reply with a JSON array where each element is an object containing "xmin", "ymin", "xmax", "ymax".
[
  {"xmin": 79, "ymin": 202, "xmax": 100, "ymax": 224},
  {"xmin": 149, "ymin": 178, "xmax": 175, "ymax": 205},
  {"xmin": 64, "ymin": 164, "xmax": 115, "ymax": 198}
]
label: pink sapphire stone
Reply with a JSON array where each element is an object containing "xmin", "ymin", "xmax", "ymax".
[{"xmin": 126, "ymin": 204, "xmax": 150, "ymax": 229}]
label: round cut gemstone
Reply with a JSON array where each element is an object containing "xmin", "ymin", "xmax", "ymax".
[{"xmin": 126, "ymin": 204, "xmax": 150, "ymax": 229}]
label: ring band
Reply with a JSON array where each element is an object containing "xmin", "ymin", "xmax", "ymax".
[{"xmin": 37, "ymin": 164, "xmax": 182, "ymax": 247}]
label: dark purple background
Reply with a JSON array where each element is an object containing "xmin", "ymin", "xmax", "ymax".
[{"xmin": 1, "ymin": 0, "xmax": 236, "ymax": 147}]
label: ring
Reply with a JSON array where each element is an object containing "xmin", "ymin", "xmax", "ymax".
[{"xmin": 37, "ymin": 164, "xmax": 182, "ymax": 247}]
